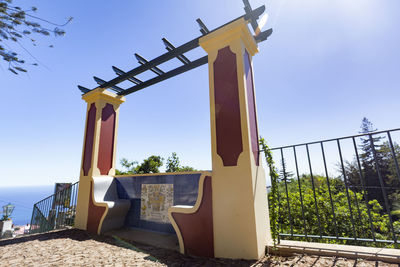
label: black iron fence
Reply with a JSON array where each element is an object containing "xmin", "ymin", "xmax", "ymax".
[
  {"xmin": 29, "ymin": 182, "xmax": 79, "ymax": 234},
  {"xmin": 268, "ymin": 128, "xmax": 400, "ymax": 248}
]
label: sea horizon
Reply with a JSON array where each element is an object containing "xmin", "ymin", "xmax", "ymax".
[{"xmin": 0, "ymin": 185, "xmax": 54, "ymax": 225}]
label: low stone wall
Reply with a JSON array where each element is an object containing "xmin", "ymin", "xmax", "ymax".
[{"xmin": 114, "ymin": 172, "xmax": 205, "ymax": 233}]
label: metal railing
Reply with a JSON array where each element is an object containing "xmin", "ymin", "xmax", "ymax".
[
  {"xmin": 268, "ymin": 128, "xmax": 400, "ymax": 248},
  {"xmin": 29, "ymin": 182, "xmax": 79, "ymax": 234}
]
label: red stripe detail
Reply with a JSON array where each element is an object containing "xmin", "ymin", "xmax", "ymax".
[
  {"xmin": 172, "ymin": 176, "xmax": 214, "ymax": 257},
  {"xmin": 244, "ymin": 50, "xmax": 259, "ymax": 166},
  {"xmin": 87, "ymin": 181, "xmax": 106, "ymax": 234},
  {"xmin": 98, "ymin": 104, "xmax": 116, "ymax": 175},
  {"xmin": 213, "ymin": 46, "xmax": 243, "ymax": 166},
  {"xmin": 82, "ymin": 103, "xmax": 96, "ymax": 176}
]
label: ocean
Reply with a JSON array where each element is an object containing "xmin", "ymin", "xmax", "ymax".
[{"xmin": 0, "ymin": 185, "xmax": 54, "ymax": 225}]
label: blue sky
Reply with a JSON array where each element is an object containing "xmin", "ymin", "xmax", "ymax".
[{"xmin": 1, "ymin": 0, "xmax": 399, "ymax": 187}]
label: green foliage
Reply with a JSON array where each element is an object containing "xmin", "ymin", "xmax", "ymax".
[
  {"xmin": 165, "ymin": 152, "xmax": 180, "ymax": 172},
  {"xmin": 135, "ymin": 155, "xmax": 163, "ymax": 174},
  {"xmin": 117, "ymin": 153, "xmax": 196, "ymax": 174},
  {"xmin": 343, "ymin": 118, "xmax": 400, "ymax": 219},
  {"xmin": 116, "ymin": 158, "xmax": 137, "ymax": 175},
  {"xmin": 0, "ymin": 0, "xmax": 72, "ymax": 74},
  {"xmin": 116, "ymin": 156, "xmax": 163, "ymax": 174},
  {"xmin": 166, "ymin": 152, "xmax": 197, "ymax": 172},
  {"xmin": 357, "ymin": 118, "xmax": 388, "ymax": 206},
  {"xmin": 275, "ymin": 174, "xmax": 400, "ymax": 247},
  {"xmin": 260, "ymin": 137, "xmax": 279, "ymax": 247},
  {"xmin": 261, "ymin": 118, "xmax": 400, "ymax": 248}
]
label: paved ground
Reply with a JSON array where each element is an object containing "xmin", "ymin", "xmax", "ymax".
[{"xmin": 0, "ymin": 229, "xmax": 398, "ymax": 266}]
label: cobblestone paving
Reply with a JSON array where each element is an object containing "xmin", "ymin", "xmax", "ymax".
[{"xmin": 0, "ymin": 229, "xmax": 397, "ymax": 266}]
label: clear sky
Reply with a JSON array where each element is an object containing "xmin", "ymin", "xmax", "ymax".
[{"xmin": 1, "ymin": 0, "xmax": 399, "ymax": 187}]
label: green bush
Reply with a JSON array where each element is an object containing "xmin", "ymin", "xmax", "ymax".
[{"xmin": 271, "ymin": 175, "xmax": 400, "ymax": 247}]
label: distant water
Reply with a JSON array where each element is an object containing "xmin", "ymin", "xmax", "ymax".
[{"xmin": 0, "ymin": 185, "xmax": 54, "ymax": 225}]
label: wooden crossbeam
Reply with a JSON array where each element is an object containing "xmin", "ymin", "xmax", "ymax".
[
  {"xmin": 162, "ymin": 38, "xmax": 190, "ymax": 65},
  {"xmin": 243, "ymin": 0, "xmax": 259, "ymax": 32},
  {"xmin": 93, "ymin": 76, "xmax": 124, "ymax": 93},
  {"xmin": 112, "ymin": 66, "xmax": 142, "ymax": 85},
  {"xmin": 196, "ymin": 18, "xmax": 210, "ymax": 35},
  {"xmin": 120, "ymin": 56, "xmax": 208, "ymax": 96},
  {"xmin": 254, "ymin": 28, "xmax": 273, "ymax": 43},
  {"xmin": 96, "ymin": 38, "xmax": 199, "ymax": 90},
  {"xmin": 134, "ymin": 53, "xmax": 164, "ymax": 76},
  {"xmin": 78, "ymin": 2, "xmax": 272, "ymax": 97},
  {"xmin": 78, "ymin": 85, "xmax": 90, "ymax": 94}
]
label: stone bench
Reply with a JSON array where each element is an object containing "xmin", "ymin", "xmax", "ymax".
[
  {"xmin": 168, "ymin": 174, "xmax": 214, "ymax": 258},
  {"xmin": 90, "ymin": 176, "xmax": 131, "ymax": 234}
]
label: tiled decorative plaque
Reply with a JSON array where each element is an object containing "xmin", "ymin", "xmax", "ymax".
[{"xmin": 140, "ymin": 184, "xmax": 173, "ymax": 223}]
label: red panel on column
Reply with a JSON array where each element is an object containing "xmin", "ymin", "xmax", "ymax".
[
  {"xmin": 87, "ymin": 181, "xmax": 106, "ymax": 234},
  {"xmin": 98, "ymin": 104, "xmax": 116, "ymax": 175},
  {"xmin": 213, "ymin": 46, "xmax": 243, "ymax": 166},
  {"xmin": 244, "ymin": 50, "xmax": 259, "ymax": 166},
  {"xmin": 172, "ymin": 176, "xmax": 214, "ymax": 258},
  {"xmin": 82, "ymin": 103, "xmax": 96, "ymax": 176}
]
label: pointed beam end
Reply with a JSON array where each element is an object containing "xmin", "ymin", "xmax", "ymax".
[
  {"xmin": 162, "ymin": 38, "xmax": 174, "ymax": 50},
  {"xmin": 255, "ymin": 28, "xmax": 273, "ymax": 43},
  {"xmin": 135, "ymin": 53, "xmax": 146, "ymax": 64},
  {"xmin": 93, "ymin": 76, "xmax": 105, "ymax": 85},
  {"xmin": 78, "ymin": 85, "xmax": 90, "ymax": 94},
  {"xmin": 196, "ymin": 18, "xmax": 210, "ymax": 35}
]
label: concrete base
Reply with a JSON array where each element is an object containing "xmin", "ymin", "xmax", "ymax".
[
  {"xmin": 0, "ymin": 220, "xmax": 13, "ymax": 237},
  {"xmin": 270, "ymin": 240, "xmax": 400, "ymax": 264},
  {"xmin": 104, "ymin": 228, "xmax": 179, "ymax": 251}
]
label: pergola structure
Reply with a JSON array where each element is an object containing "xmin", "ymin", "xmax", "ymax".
[
  {"xmin": 77, "ymin": 1, "xmax": 271, "ymax": 97},
  {"xmin": 75, "ymin": 0, "xmax": 273, "ymax": 260}
]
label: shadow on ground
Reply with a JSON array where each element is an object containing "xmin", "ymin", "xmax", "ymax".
[
  {"xmin": 0, "ymin": 229, "xmax": 267, "ymax": 266},
  {"xmin": 0, "ymin": 229, "xmax": 394, "ymax": 266}
]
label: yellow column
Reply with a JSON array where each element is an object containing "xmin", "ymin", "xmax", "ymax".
[
  {"xmin": 200, "ymin": 18, "xmax": 271, "ymax": 259},
  {"xmin": 75, "ymin": 88, "xmax": 125, "ymax": 230}
]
